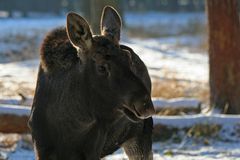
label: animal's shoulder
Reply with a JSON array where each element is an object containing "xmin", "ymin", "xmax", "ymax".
[{"xmin": 40, "ymin": 27, "xmax": 78, "ymax": 72}]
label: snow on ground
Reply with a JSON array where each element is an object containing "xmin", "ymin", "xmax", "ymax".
[
  {"xmin": 0, "ymin": 17, "xmax": 65, "ymax": 37},
  {"xmin": 0, "ymin": 12, "xmax": 205, "ymax": 36},
  {"xmin": 4, "ymin": 135, "xmax": 240, "ymax": 160},
  {"xmin": 123, "ymin": 38, "xmax": 208, "ymax": 83},
  {"xmin": 0, "ymin": 104, "xmax": 30, "ymax": 116},
  {"xmin": 153, "ymin": 97, "xmax": 201, "ymax": 109},
  {"xmin": 0, "ymin": 60, "xmax": 38, "ymax": 98},
  {"xmin": 0, "ymin": 33, "xmax": 208, "ymax": 97},
  {"xmin": 152, "ymin": 141, "xmax": 240, "ymax": 160},
  {"xmin": 0, "ymin": 12, "xmax": 208, "ymax": 96},
  {"xmin": 125, "ymin": 12, "xmax": 205, "ymax": 27},
  {"xmin": 153, "ymin": 114, "xmax": 240, "ymax": 133},
  {"xmin": 104, "ymin": 141, "xmax": 240, "ymax": 160},
  {"xmin": 6, "ymin": 144, "xmax": 239, "ymax": 160},
  {"xmin": 0, "ymin": 60, "xmax": 38, "ymax": 83},
  {"xmin": 0, "ymin": 36, "xmax": 208, "ymax": 98},
  {"xmin": 125, "ymin": 12, "xmax": 206, "ymax": 36},
  {"xmin": 1, "ymin": 110, "xmax": 240, "ymax": 159}
]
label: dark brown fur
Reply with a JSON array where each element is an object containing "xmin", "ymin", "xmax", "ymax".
[
  {"xmin": 29, "ymin": 7, "xmax": 154, "ymax": 160},
  {"xmin": 40, "ymin": 27, "xmax": 78, "ymax": 72}
]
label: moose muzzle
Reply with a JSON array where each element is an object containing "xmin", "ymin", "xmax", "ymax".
[
  {"xmin": 122, "ymin": 95, "xmax": 155, "ymax": 122},
  {"xmin": 133, "ymin": 97, "xmax": 155, "ymax": 119}
]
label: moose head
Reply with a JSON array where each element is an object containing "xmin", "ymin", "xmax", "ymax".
[{"xmin": 65, "ymin": 6, "xmax": 155, "ymax": 121}]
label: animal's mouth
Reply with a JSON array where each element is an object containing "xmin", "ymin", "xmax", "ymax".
[{"xmin": 121, "ymin": 105, "xmax": 143, "ymax": 122}]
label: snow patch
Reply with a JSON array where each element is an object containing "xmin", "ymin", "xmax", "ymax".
[
  {"xmin": 0, "ymin": 17, "xmax": 65, "ymax": 37},
  {"xmin": 153, "ymin": 114, "xmax": 240, "ymax": 128},
  {"xmin": 123, "ymin": 38, "xmax": 208, "ymax": 82},
  {"xmin": 125, "ymin": 12, "xmax": 205, "ymax": 27},
  {"xmin": 153, "ymin": 97, "xmax": 201, "ymax": 109},
  {"xmin": 0, "ymin": 104, "xmax": 30, "ymax": 116}
]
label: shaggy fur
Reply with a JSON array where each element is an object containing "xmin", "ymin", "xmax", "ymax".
[
  {"xmin": 40, "ymin": 27, "xmax": 78, "ymax": 72},
  {"xmin": 29, "ymin": 7, "xmax": 154, "ymax": 160}
]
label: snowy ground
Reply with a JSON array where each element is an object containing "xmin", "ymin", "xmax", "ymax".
[
  {"xmin": 0, "ymin": 35, "xmax": 208, "ymax": 98},
  {"xmin": 123, "ymin": 38, "xmax": 208, "ymax": 83},
  {"xmin": 0, "ymin": 12, "xmax": 208, "ymax": 98},
  {"xmin": 104, "ymin": 142, "xmax": 240, "ymax": 160},
  {"xmin": 1, "ymin": 12, "xmax": 237, "ymax": 160},
  {"xmin": 6, "ymin": 142, "xmax": 240, "ymax": 160},
  {"xmin": 1, "ymin": 113, "xmax": 240, "ymax": 160}
]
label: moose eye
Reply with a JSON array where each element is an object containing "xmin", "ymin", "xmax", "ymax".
[
  {"xmin": 97, "ymin": 65, "xmax": 108, "ymax": 75},
  {"xmin": 105, "ymin": 55, "xmax": 111, "ymax": 60}
]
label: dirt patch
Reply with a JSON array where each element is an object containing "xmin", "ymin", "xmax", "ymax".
[
  {"xmin": 0, "ymin": 80, "xmax": 35, "ymax": 99},
  {"xmin": 152, "ymin": 78, "xmax": 209, "ymax": 105}
]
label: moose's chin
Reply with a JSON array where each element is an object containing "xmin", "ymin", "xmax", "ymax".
[{"xmin": 122, "ymin": 106, "xmax": 142, "ymax": 122}]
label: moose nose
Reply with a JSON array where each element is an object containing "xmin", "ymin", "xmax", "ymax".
[{"xmin": 134, "ymin": 97, "xmax": 156, "ymax": 119}]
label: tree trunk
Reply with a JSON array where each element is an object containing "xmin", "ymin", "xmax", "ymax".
[{"xmin": 206, "ymin": 0, "xmax": 240, "ymax": 114}]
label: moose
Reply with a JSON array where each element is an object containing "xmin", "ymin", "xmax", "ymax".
[{"xmin": 29, "ymin": 6, "xmax": 155, "ymax": 160}]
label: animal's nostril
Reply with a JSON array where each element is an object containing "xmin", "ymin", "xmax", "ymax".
[
  {"xmin": 143, "ymin": 95, "xmax": 151, "ymax": 106},
  {"xmin": 144, "ymin": 100, "xmax": 155, "ymax": 115}
]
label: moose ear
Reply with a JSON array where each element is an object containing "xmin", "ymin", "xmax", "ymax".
[
  {"xmin": 100, "ymin": 6, "xmax": 122, "ymax": 45},
  {"xmin": 66, "ymin": 12, "xmax": 93, "ymax": 51}
]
